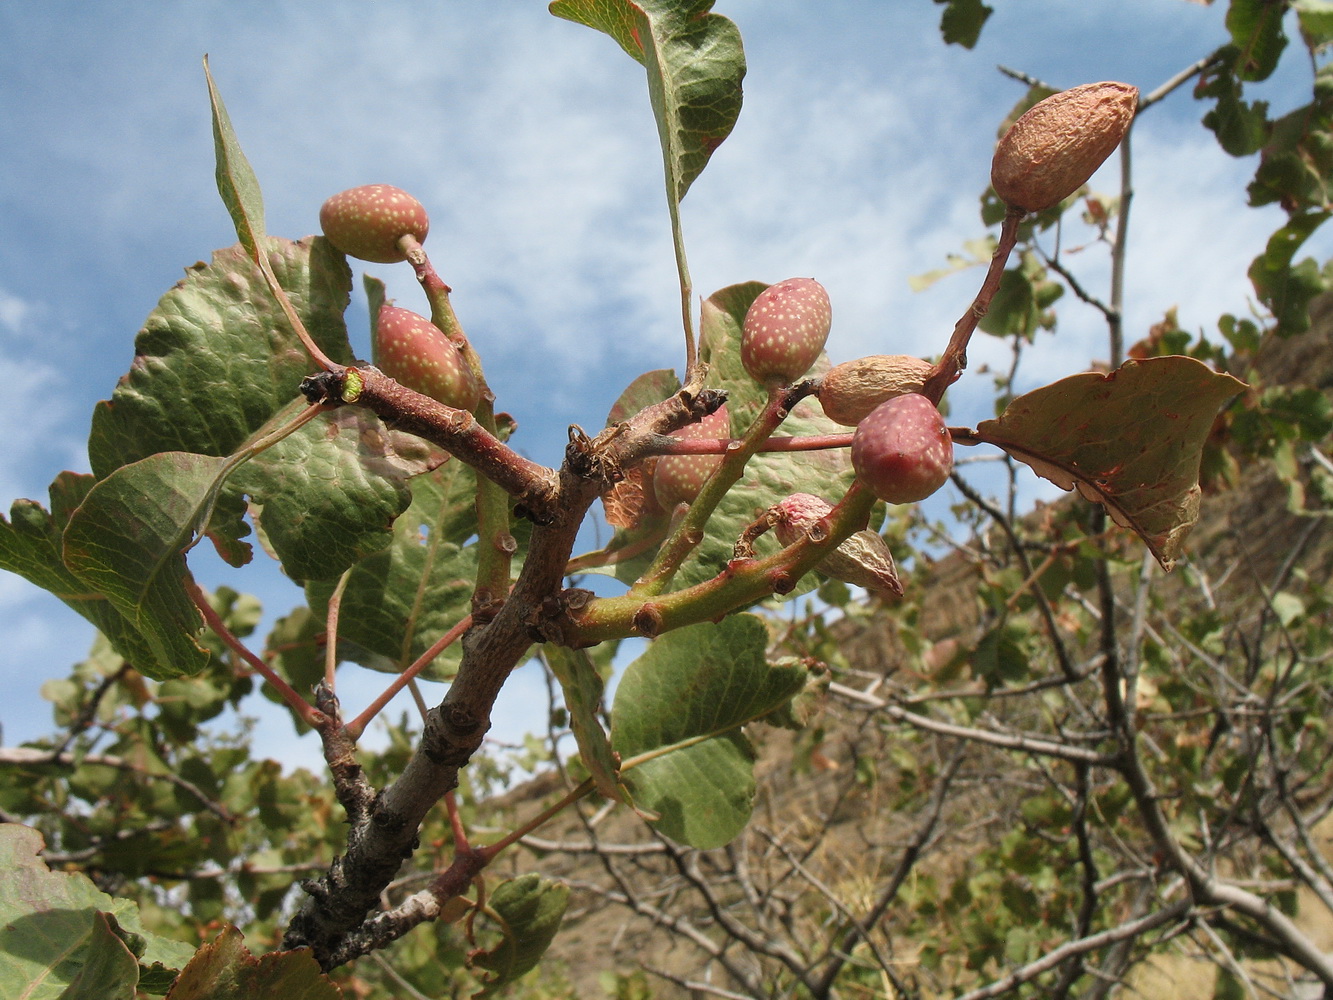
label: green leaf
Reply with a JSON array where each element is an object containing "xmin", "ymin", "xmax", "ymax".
[
  {"xmin": 89, "ymin": 237, "xmax": 353, "ymax": 478},
  {"xmin": 606, "ymin": 368, "xmax": 682, "ymax": 426},
  {"xmin": 62, "ymin": 453, "xmax": 226, "ymax": 679},
  {"xmin": 934, "ymin": 0, "xmax": 993, "ymax": 49},
  {"xmin": 204, "ymin": 57, "xmax": 266, "ymax": 260},
  {"xmin": 611, "ymin": 614, "xmax": 808, "ymax": 848},
  {"xmin": 163, "ymin": 925, "xmax": 342, "ymax": 1000},
  {"xmin": 85, "ymin": 238, "xmax": 432, "ymax": 582},
  {"xmin": 1213, "ymin": 967, "xmax": 1246, "ymax": 1000},
  {"xmin": 1295, "ymin": 0, "xmax": 1333, "ymax": 48},
  {"xmin": 1198, "ymin": 54, "xmax": 1271, "ymax": 156},
  {"xmin": 544, "ymin": 646, "xmax": 624, "ymax": 802},
  {"xmin": 305, "ymin": 455, "xmax": 484, "ymax": 678},
  {"xmin": 1248, "ymin": 67, "xmax": 1333, "ymax": 213},
  {"xmin": 1226, "ymin": 0, "xmax": 1288, "ymax": 81},
  {"xmin": 364, "ymin": 273, "xmax": 387, "ymax": 338},
  {"xmin": 549, "ymin": 0, "xmax": 745, "ymax": 203},
  {"xmin": 0, "ymin": 476, "xmax": 161, "ymax": 667},
  {"xmin": 978, "ymin": 252, "xmax": 1062, "ymax": 342},
  {"xmin": 1248, "ymin": 211, "xmax": 1331, "ymax": 336},
  {"xmin": 0, "ymin": 824, "xmax": 196, "ymax": 999},
  {"xmin": 909, "ymin": 237, "xmax": 995, "ymax": 293},
  {"xmin": 1271, "ymin": 590, "xmax": 1306, "ymax": 627},
  {"xmin": 973, "ymin": 357, "xmax": 1246, "ymax": 570},
  {"xmin": 235, "ymin": 406, "xmax": 445, "ymax": 582},
  {"xmin": 61, "ymin": 911, "xmax": 141, "ymax": 1000},
  {"xmin": 472, "ymin": 874, "xmax": 570, "ymax": 996},
  {"xmin": 681, "ymin": 282, "xmax": 857, "ymax": 592}
]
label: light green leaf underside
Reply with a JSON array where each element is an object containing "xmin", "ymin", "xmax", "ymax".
[
  {"xmin": 544, "ymin": 646, "xmax": 625, "ymax": 802},
  {"xmin": 611, "ymin": 614, "xmax": 807, "ymax": 847},
  {"xmin": 0, "ymin": 824, "xmax": 196, "ymax": 1000},
  {"xmin": 204, "ymin": 56, "xmax": 266, "ymax": 260},
  {"xmin": 549, "ymin": 0, "xmax": 746, "ymax": 201}
]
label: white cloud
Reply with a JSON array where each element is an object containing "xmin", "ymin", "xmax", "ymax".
[{"xmin": 0, "ymin": 289, "xmax": 33, "ymax": 337}]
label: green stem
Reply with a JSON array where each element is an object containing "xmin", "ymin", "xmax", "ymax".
[
  {"xmin": 666, "ymin": 190, "xmax": 697, "ymax": 373},
  {"xmin": 571, "ymin": 483, "xmax": 877, "ymax": 645},
  {"xmin": 410, "ymin": 246, "xmax": 515, "ymax": 609},
  {"xmin": 632, "ymin": 386, "xmax": 795, "ymax": 597}
]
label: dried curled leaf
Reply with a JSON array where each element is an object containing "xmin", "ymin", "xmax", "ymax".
[{"xmin": 973, "ymin": 356, "xmax": 1245, "ymax": 569}]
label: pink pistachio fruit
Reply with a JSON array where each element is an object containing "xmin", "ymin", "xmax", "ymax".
[
  {"xmin": 850, "ymin": 394, "xmax": 953, "ymax": 504},
  {"xmin": 373, "ymin": 305, "xmax": 480, "ymax": 412},
  {"xmin": 773, "ymin": 493, "xmax": 902, "ymax": 597},
  {"xmin": 652, "ymin": 404, "xmax": 730, "ymax": 510},
  {"xmin": 319, "ymin": 184, "xmax": 429, "ymax": 263},
  {"xmin": 741, "ymin": 278, "xmax": 832, "ymax": 386}
]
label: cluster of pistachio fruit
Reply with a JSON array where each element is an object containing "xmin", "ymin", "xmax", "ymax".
[{"xmin": 315, "ymin": 79, "xmax": 1137, "ymax": 592}]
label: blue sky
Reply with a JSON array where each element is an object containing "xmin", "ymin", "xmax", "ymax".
[{"xmin": 1, "ymin": 2, "xmax": 1324, "ymax": 765}]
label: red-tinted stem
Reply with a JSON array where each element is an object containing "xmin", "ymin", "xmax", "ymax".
[
  {"xmin": 188, "ymin": 579, "xmax": 324, "ymax": 729},
  {"xmin": 345, "ymin": 614, "xmax": 474, "ymax": 740},
  {"xmin": 655, "ymin": 432, "xmax": 855, "ymax": 455},
  {"xmin": 920, "ymin": 208, "xmax": 1024, "ymax": 405},
  {"xmin": 477, "ymin": 777, "xmax": 596, "ymax": 862}
]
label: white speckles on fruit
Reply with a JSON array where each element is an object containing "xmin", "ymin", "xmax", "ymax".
[
  {"xmin": 320, "ymin": 184, "xmax": 430, "ymax": 263},
  {"xmin": 741, "ymin": 278, "xmax": 832, "ymax": 385},
  {"xmin": 374, "ymin": 305, "xmax": 480, "ymax": 411},
  {"xmin": 652, "ymin": 405, "xmax": 730, "ymax": 510},
  {"xmin": 851, "ymin": 394, "xmax": 953, "ymax": 505}
]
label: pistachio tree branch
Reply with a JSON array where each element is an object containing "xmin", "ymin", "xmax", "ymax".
[
  {"xmin": 568, "ymin": 481, "xmax": 877, "ymax": 643},
  {"xmin": 280, "ymin": 370, "xmax": 727, "ymax": 968},
  {"xmin": 0, "ymin": 747, "xmax": 237, "ymax": 824},
  {"xmin": 300, "ymin": 366, "xmax": 559, "ymax": 520}
]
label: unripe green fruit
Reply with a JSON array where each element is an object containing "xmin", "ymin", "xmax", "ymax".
[
  {"xmin": 851, "ymin": 394, "xmax": 953, "ymax": 504},
  {"xmin": 818, "ymin": 354, "xmax": 934, "ymax": 427},
  {"xmin": 373, "ymin": 305, "xmax": 480, "ymax": 411},
  {"xmin": 652, "ymin": 405, "xmax": 730, "ymax": 510},
  {"xmin": 991, "ymin": 81, "xmax": 1138, "ymax": 213},
  {"xmin": 741, "ymin": 278, "xmax": 832, "ymax": 385},
  {"xmin": 319, "ymin": 184, "xmax": 430, "ymax": 263}
]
